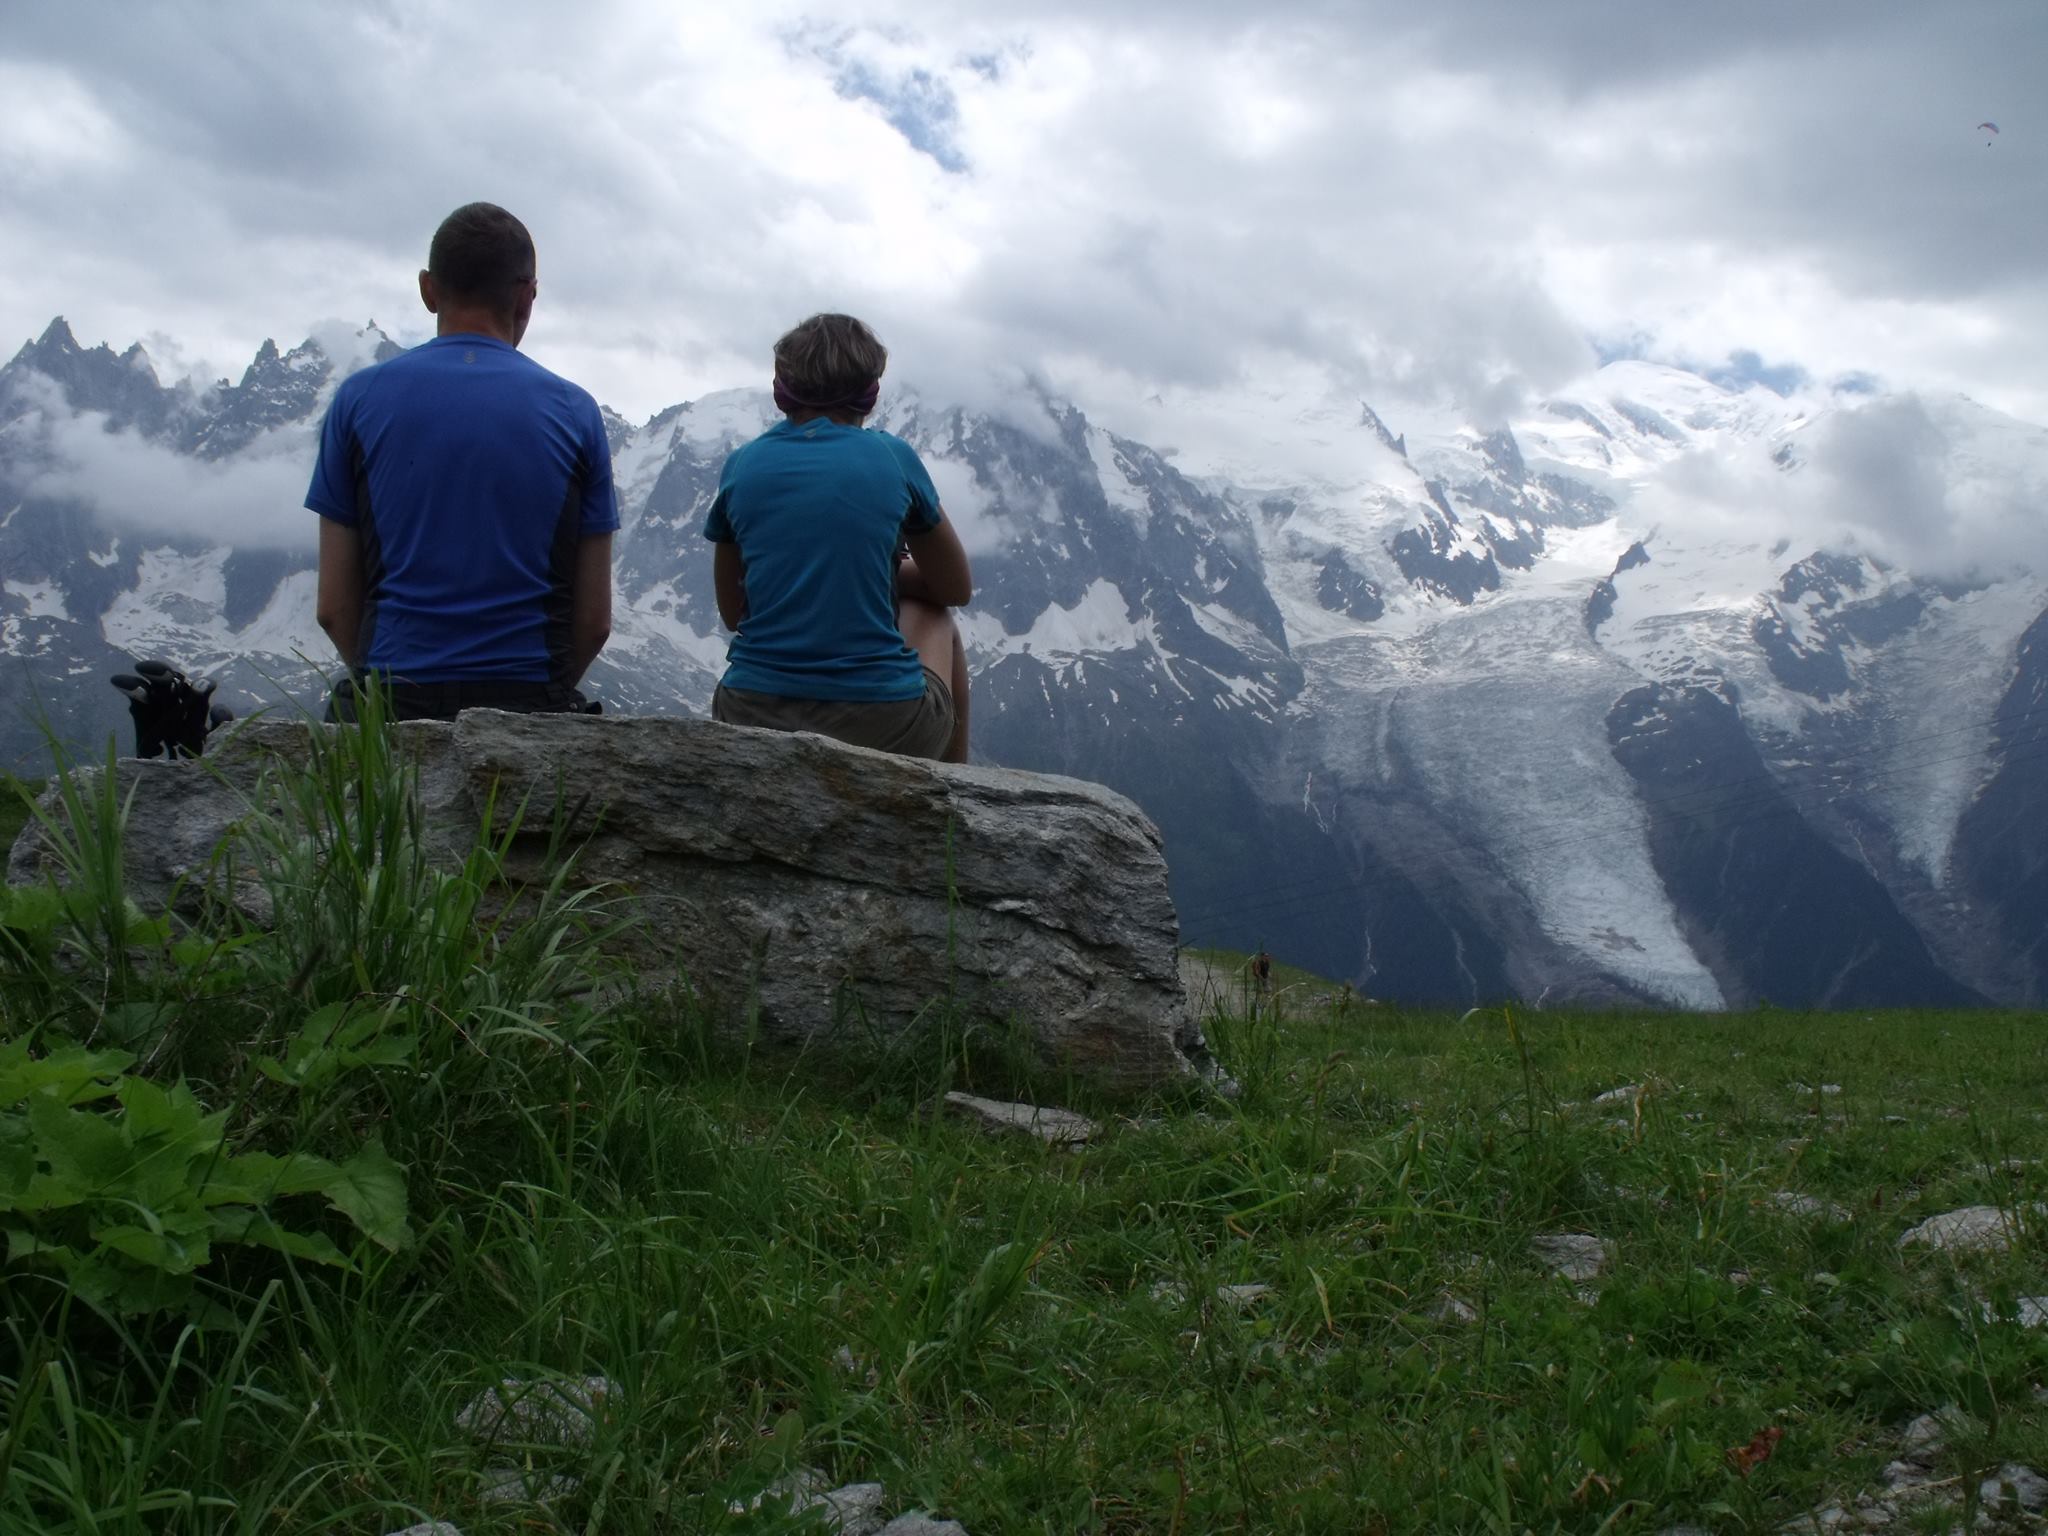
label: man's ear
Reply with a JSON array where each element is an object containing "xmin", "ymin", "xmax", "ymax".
[{"xmin": 418, "ymin": 270, "xmax": 439, "ymax": 314}]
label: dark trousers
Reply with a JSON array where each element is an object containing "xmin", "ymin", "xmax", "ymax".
[{"xmin": 324, "ymin": 674, "xmax": 598, "ymax": 724}]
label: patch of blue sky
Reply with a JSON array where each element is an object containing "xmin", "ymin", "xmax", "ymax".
[
  {"xmin": 834, "ymin": 62, "xmax": 969, "ymax": 174},
  {"xmin": 1701, "ymin": 349, "xmax": 1808, "ymax": 396}
]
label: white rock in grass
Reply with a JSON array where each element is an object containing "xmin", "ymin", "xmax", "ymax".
[
  {"xmin": 478, "ymin": 1466, "xmax": 579, "ymax": 1505},
  {"xmin": 1593, "ymin": 1084, "xmax": 1643, "ymax": 1105},
  {"xmin": 1896, "ymin": 1204, "xmax": 2043, "ymax": 1253},
  {"xmin": 1216, "ymin": 1282, "xmax": 1273, "ymax": 1309},
  {"xmin": 737, "ymin": 1469, "xmax": 887, "ymax": 1528},
  {"xmin": 876, "ymin": 1518, "xmax": 969, "ymax": 1536},
  {"xmin": 454, "ymin": 1375, "xmax": 615, "ymax": 1447},
  {"xmin": 1775, "ymin": 1505, "xmax": 1866, "ymax": 1533},
  {"xmin": 1880, "ymin": 1458, "xmax": 1929, "ymax": 1491},
  {"xmin": 1531, "ymin": 1232, "xmax": 1609, "ymax": 1281},
  {"xmin": 1770, "ymin": 1191, "xmax": 1852, "ymax": 1224},
  {"xmin": 1980, "ymin": 1464, "xmax": 2048, "ymax": 1513},
  {"xmin": 813, "ymin": 1483, "xmax": 890, "ymax": 1535},
  {"xmin": 943, "ymin": 1092, "xmax": 1097, "ymax": 1145},
  {"xmin": 2023, "ymin": 1297, "xmax": 2048, "ymax": 1329},
  {"xmin": 1431, "ymin": 1292, "xmax": 1479, "ymax": 1325}
]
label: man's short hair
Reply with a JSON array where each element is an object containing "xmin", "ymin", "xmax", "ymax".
[
  {"xmin": 428, "ymin": 202, "xmax": 535, "ymax": 311},
  {"xmin": 773, "ymin": 313, "xmax": 889, "ymax": 404}
]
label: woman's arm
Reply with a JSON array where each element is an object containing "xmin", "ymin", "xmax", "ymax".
[
  {"xmin": 713, "ymin": 541, "xmax": 749, "ymax": 631},
  {"xmin": 900, "ymin": 515, "xmax": 972, "ymax": 608}
]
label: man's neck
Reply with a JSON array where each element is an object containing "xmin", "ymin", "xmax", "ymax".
[{"xmin": 435, "ymin": 309, "xmax": 520, "ymax": 346}]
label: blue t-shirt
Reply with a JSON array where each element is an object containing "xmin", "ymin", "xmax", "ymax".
[
  {"xmin": 703, "ymin": 418, "xmax": 943, "ymax": 701},
  {"xmin": 305, "ymin": 333, "xmax": 618, "ymax": 683}
]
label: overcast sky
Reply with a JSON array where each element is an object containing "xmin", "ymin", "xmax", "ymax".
[{"xmin": 2, "ymin": 0, "xmax": 2043, "ymax": 432}]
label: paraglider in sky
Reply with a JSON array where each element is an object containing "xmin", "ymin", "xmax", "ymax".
[{"xmin": 1978, "ymin": 121, "xmax": 2000, "ymax": 145}]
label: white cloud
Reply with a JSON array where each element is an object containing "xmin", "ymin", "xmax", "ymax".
[
  {"xmin": 24, "ymin": 403, "xmax": 317, "ymax": 552},
  {"xmin": 0, "ymin": 0, "xmax": 2042, "ymax": 432}
]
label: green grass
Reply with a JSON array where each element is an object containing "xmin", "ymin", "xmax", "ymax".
[
  {"xmin": 0, "ymin": 775, "xmax": 33, "ymax": 854},
  {"xmin": 3, "ymin": 732, "xmax": 2047, "ymax": 1534}
]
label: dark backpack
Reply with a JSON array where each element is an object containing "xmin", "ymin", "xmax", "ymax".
[{"xmin": 109, "ymin": 660, "xmax": 234, "ymax": 759}]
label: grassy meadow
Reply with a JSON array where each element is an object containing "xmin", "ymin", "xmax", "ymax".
[{"xmin": 2, "ymin": 730, "xmax": 2047, "ymax": 1535}]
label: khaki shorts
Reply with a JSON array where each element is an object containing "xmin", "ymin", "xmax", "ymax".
[{"xmin": 713, "ymin": 667, "xmax": 955, "ymax": 760}]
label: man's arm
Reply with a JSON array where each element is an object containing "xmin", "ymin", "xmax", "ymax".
[
  {"xmin": 316, "ymin": 517, "xmax": 365, "ymax": 667},
  {"xmin": 568, "ymin": 531, "xmax": 613, "ymax": 684},
  {"xmin": 713, "ymin": 541, "xmax": 748, "ymax": 631},
  {"xmin": 899, "ymin": 514, "xmax": 972, "ymax": 607}
]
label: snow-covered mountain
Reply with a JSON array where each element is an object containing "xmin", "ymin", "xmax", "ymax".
[{"xmin": 4, "ymin": 317, "xmax": 2043, "ymax": 1008}]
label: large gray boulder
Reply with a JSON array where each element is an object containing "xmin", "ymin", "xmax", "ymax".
[{"xmin": 7, "ymin": 713, "xmax": 1212, "ymax": 1099}]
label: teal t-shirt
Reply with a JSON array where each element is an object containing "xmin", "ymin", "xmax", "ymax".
[{"xmin": 704, "ymin": 418, "xmax": 943, "ymax": 701}]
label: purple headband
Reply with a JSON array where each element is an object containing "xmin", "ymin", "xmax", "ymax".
[{"xmin": 773, "ymin": 374, "xmax": 880, "ymax": 416}]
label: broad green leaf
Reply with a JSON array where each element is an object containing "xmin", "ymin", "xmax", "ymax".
[
  {"xmin": 93, "ymin": 1220, "xmax": 211, "ymax": 1275},
  {"xmin": 0, "ymin": 1040, "xmax": 134, "ymax": 1108},
  {"xmin": 0, "ymin": 883, "xmax": 63, "ymax": 935},
  {"xmin": 27, "ymin": 1095, "xmax": 136, "ymax": 1196},
  {"xmin": 118, "ymin": 1075, "xmax": 224, "ymax": 1149},
  {"xmin": 198, "ymin": 1150, "xmax": 342, "ymax": 1205},
  {"xmin": 210, "ymin": 1209, "xmax": 352, "ymax": 1268},
  {"xmin": 324, "ymin": 1139, "xmax": 412, "ymax": 1252},
  {"xmin": 0, "ymin": 1134, "xmax": 31, "ymax": 1198}
]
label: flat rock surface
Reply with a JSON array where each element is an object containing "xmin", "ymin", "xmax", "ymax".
[
  {"xmin": 943, "ymin": 1092, "xmax": 1098, "ymax": 1144},
  {"xmin": 8, "ymin": 713, "xmax": 1211, "ymax": 1100}
]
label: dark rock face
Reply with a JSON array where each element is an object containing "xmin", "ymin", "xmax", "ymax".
[
  {"xmin": 186, "ymin": 337, "xmax": 333, "ymax": 459},
  {"xmin": 1607, "ymin": 683, "xmax": 1979, "ymax": 1008},
  {"xmin": 2, "ymin": 319, "xmax": 176, "ymax": 436},
  {"xmin": 1951, "ymin": 606, "xmax": 2048, "ymax": 1002},
  {"xmin": 1315, "ymin": 551, "xmax": 1385, "ymax": 621},
  {"xmin": 1585, "ymin": 540, "xmax": 1650, "ymax": 634},
  {"xmin": 1389, "ymin": 485, "xmax": 1502, "ymax": 603}
]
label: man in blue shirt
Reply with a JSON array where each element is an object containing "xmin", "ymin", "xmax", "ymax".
[{"xmin": 307, "ymin": 202, "xmax": 616, "ymax": 720}]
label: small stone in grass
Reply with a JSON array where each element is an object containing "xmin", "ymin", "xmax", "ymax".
[
  {"xmin": 1896, "ymin": 1204, "xmax": 2044, "ymax": 1253},
  {"xmin": 1531, "ymin": 1232, "xmax": 1608, "ymax": 1281},
  {"xmin": 478, "ymin": 1467, "xmax": 579, "ymax": 1505},
  {"xmin": 943, "ymin": 1092, "xmax": 1097, "ymax": 1145},
  {"xmin": 1431, "ymin": 1292, "xmax": 1479, "ymax": 1325},
  {"xmin": 454, "ymin": 1375, "xmax": 614, "ymax": 1448},
  {"xmin": 1979, "ymin": 1464, "xmax": 2048, "ymax": 1514},
  {"xmin": 1769, "ymin": 1191, "xmax": 1851, "ymax": 1223},
  {"xmin": 876, "ymin": 1518, "xmax": 970, "ymax": 1536},
  {"xmin": 1216, "ymin": 1282, "xmax": 1273, "ymax": 1309}
]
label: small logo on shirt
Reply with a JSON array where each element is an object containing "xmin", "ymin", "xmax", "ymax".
[{"xmin": 463, "ymin": 348, "xmax": 477, "ymax": 364}]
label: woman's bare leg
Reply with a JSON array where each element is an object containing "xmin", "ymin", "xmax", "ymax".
[{"xmin": 898, "ymin": 597, "xmax": 971, "ymax": 763}]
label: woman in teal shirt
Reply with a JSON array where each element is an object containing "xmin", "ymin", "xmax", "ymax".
[{"xmin": 703, "ymin": 313, "xmax": 973, "ymax": 762}]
